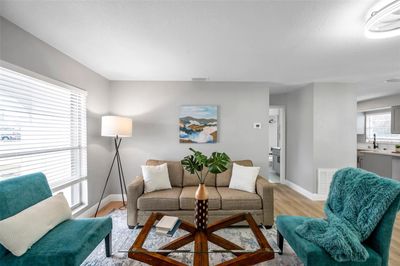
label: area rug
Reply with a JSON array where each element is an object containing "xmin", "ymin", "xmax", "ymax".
[{"xmin": 83, "ymin": 210, "xmax": 302, "ymax": 265}]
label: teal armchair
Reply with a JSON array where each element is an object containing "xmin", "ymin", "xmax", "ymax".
[
  {"xmin": 0, "ymin": 173, "xmax": 112, "ymax": 266},
  {"xmin": 276, "ymin": 195, "xmax": 400, "ymax": 266}
]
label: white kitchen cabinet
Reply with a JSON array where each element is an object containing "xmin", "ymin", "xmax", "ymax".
[
  {"xmin": 392, "ymin": 106, "xmax": 400, "ymax": 134},
  {"xmin": 357, "ymin": 112, "xmax": 365, "ymax": 135}
]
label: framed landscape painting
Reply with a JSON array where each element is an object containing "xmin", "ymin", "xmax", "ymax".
[{"xmin": 179, "ymin": 105, "xmax": 218, "ymax": 143}]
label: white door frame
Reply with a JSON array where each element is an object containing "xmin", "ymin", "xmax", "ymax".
[{"xmin": 270, "ymin": 105, "xmax": 286, "ymax": 183}]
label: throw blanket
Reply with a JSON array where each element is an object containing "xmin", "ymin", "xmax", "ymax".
[{"xmin": 296, "ymin": 167, "xmax": 400, "ymax": 262}]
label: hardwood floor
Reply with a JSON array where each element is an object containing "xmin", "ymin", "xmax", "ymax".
[
  {"xmin": 95, "ymin": 201, "xmax": 125, "ymax": 217},
  {"xmin": 96, "ymin": 184, "xmax": 400, "ymax": 265}
]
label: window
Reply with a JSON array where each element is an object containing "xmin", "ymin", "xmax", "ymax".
[
  {"xmin": 365, "ymin": 110, "xmax": 400, "ymax": 143},
  {"xmin": 0, "ymin": 66, "xmax": 87, "ymax": 209}
]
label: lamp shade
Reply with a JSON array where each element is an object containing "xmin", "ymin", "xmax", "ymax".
[{"xmin": 101, "ymin": 116, "xmax": 132, "ymax": 138}]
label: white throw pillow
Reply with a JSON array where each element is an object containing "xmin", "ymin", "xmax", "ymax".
[
  {"xmin": 229, "ymin": 163, "xmax": 260, "ymax": 193},
  {"xmin": 142, "ymin": 163, "xmax": 172, "ymax": 193},
  {"xmin": 0, "ymin": 193, "xmax": 72, "ymax": 256}
]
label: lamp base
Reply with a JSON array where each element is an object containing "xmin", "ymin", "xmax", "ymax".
[{"xmin": 94, "ymin": 137, "xmax": 128, "ymax": 217}]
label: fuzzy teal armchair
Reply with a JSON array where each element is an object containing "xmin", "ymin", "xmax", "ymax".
[
  {"xmin": 276, "ymin": 188, "xmax": 400, "ymax": 266},
  {"xmin": 0, "ymin": 173, "xmax": 113, "ymax": 266}
]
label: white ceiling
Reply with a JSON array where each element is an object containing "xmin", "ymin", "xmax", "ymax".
[{"xmin": 0, "ymin": 0, "xmax": 399, "ymax": 100}]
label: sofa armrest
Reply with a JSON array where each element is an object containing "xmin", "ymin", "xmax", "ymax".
[
  {"xmin": 256, "ymin": 176, "xmax": 274, "ymax": 226},
  {"xmin": 127, "ymin": 176, "xmax": 144, "ymax": 227}
]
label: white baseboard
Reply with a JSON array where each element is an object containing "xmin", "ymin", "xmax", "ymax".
[
  {"xmin": 311, "ymin": 193, "xmax": 328, "ymax": 201},
  {"xmin": 77, "ymin": 194, "xmax": 125, "ymax": 218},
  {"xmin": 284, "ymin": 180, "xmax": 327, "ymax": 201}
]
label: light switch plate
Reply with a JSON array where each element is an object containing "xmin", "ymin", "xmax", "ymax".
[{"xmin": 253, "ymin": 123, "xmax": 262, "ymax": 129}]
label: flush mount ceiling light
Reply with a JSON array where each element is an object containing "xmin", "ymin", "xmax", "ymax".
[{"xmin": 365, "ymin": 0, "xmax": 400, "ymax": 38}]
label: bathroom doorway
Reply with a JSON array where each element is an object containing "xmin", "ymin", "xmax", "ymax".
[{"xmin": 268, "ymin": 106, "xmax": 285, "ymax": 183}]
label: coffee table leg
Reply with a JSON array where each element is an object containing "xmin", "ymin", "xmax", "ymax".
[
  {"xmin": 130, "ymin": 248, "xmax": 187, "ymax": 266},
  {"xmin": 245, "ymin": 213, "xmax": 269, "ymax": 249},
  {"xmin": 214, "ymin": 249, "xmax": 274, "ymax": 266},
  {"xmin": 132, "ymin": 213, "xmax": 158, "ymax": 248},
  {"xmin": 158, "ymin": 233, "xmax": 196, "ymax": 256},
  {"xmin": 207, "ymin": 233, "xmax": 244, "ymax": 257},
  {"xmin": 194, "ymin": 231, "xmax": 209, "ymax": 266}
]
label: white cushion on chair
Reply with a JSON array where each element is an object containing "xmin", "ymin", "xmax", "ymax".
[{"xmin": 0, "ymin": 193, "xmax": 72, "ymax": 256}]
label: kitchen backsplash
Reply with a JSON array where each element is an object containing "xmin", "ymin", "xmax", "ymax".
[
  {"xmin": 357, "ymin": 142, "xmax": 398, "ymax": 151},
  {"xmin": 357, "ymin": 133, "xmax": 399, "ymax": 151},
  {"xmin": 357, "ymin": 134, "xmax": 366, "ymax": 143}
]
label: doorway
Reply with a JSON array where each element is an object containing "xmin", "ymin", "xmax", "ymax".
[{"xmin": 268, "ymin": 106, "xmax": 285, "ymax": 183}]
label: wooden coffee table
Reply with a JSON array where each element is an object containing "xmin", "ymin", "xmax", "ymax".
[{"xmin": 128, "ymin": 212, "xmax": 274, "ymax": 266}]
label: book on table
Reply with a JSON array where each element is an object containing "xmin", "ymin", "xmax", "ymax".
[
  {"xmin": 156, "ymin": 216, "xmax": 180, "ymax": 236},
  {"xmin": 156, "ymin": 220, "xmax": 181, "ymax": 237}
]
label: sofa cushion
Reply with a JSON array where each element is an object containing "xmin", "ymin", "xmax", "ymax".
[
  {"xmin": 183, "ymin": 168, "xmax": 215, "ymax": 187},
  {"xmin": 276, "ymin": 215, "xmax": 382, "ymax": 266},
  {"xmin": 216, "ymin": 160, "xmax": 253, "ymax": 187},
  {"xmin": 179, "ymin": 186, "xmax": 221, "ymax": 210},
  {"xmin": 0, "ymin": 217, "xmax": 112, "ymax": 266},
  {"xmin": 146, "ymin": 160, "xmax": 183, "ymax": 187},
  {"xmin": 138, "ymin": 187, "xmax": 182, "ymax": 211},
  {"xmin": 217, "ymin": 187, "xmax": 262, "ymax": 210}
]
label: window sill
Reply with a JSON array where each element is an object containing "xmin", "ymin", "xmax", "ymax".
[{"xmin": 72, "ymin": 203, "xmax": 88, "ymax": 217}]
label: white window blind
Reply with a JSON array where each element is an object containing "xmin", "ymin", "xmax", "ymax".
[{"xmin": 0, "ymin": 66, "xmax": 87, "ymax": 190}]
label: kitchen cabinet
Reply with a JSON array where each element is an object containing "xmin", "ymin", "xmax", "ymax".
[
  {"xmin": 393, "ymin": 158, "xmax": 400, "ymax": 181},
  {"xmin": 391, "ymin": 105, "xmax": 400, "ymax": 134},
  {"xmin": 357, "ymin": 112, "xmax": 365, "ymax": 135},
  {"xmin": 362, "ymin": 153, "xmax": 392, "ymax": 178},
  {"xmin": 357, "ymin": 150, "xmax": 365, "ymax": 168}
]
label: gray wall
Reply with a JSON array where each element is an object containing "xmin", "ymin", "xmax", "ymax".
[
  {"xmin": 358, "ymin": 93, "xmax": 400, "ymax": 112},
  {"xmin": 109, "ymin": 81, "xmax": 269, "ymax": 192},
  {"xmin": 313, "ymin": 83, "xmax": 357, "ymax": 176},
  {"xmin": 271, "ymin": 83, "xmax": 357, "ymax": 193},
  {"xmin": 271, "ymin": 85, "xmax": 315, "ymax": 192},
  {"xmin": 0, "ymin": 17, "xmax": 111, "ymax": 213}
]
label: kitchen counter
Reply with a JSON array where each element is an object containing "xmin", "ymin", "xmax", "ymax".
[{"xmin": 358, "ymin": 149, "xmax": 400, "ymax": 158}]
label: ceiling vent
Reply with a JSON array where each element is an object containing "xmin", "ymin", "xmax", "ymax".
[
  {"xmin": 191, "ymin": 77, "xmax": 209, "ymax": 81},
  {"xmin": 386, "ymin": 78, "xmax": 400, "ymax": 82}
]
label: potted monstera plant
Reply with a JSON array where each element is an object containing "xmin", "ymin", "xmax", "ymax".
[
  {"xmin": 181, "ymin": 148, "xmax": 230, "ymax": 230},
  {"xmin": 396, "ymin": 144, "xmax": 400, "ymax": 153}
]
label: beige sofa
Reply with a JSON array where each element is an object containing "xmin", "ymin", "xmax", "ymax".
[{"xmin": 127, "ymin": 159, "xmax": 274, "ymax": 228}]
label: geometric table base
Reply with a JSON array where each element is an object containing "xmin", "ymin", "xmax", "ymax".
[{"xmin": 128, "ymin": 212, "xmax": 274, "ymax": 266}]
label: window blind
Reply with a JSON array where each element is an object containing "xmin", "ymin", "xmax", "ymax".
[{"xmin": 0, "ymin": 66, "xmax": 87, "ymax": 190}]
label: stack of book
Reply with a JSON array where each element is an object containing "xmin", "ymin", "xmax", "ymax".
[{"xmin": 155, "ymin": 216, "xmax": 181, "ymax": 237}]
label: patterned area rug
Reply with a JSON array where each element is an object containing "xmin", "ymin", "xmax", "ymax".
[{"xmin": 83, "ymin": 210, "xmax": 302, "ymax": 265}]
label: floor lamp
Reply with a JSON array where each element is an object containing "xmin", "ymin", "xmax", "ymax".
[{"xmin": 95, "ymin": 115, "xmax": 132, "ymax": 217}]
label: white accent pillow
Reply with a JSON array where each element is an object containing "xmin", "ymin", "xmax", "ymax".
[
  {"xmin": 0, "ymin": 193, "xmax": 72, "ymax": 256},
  {"xmin": 142, "ymin": 163, "xmax": 172, "ymax": 193},
  {"xmin": 229, "ymin": 163, "xmax": 260, "ymax": 193}
]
